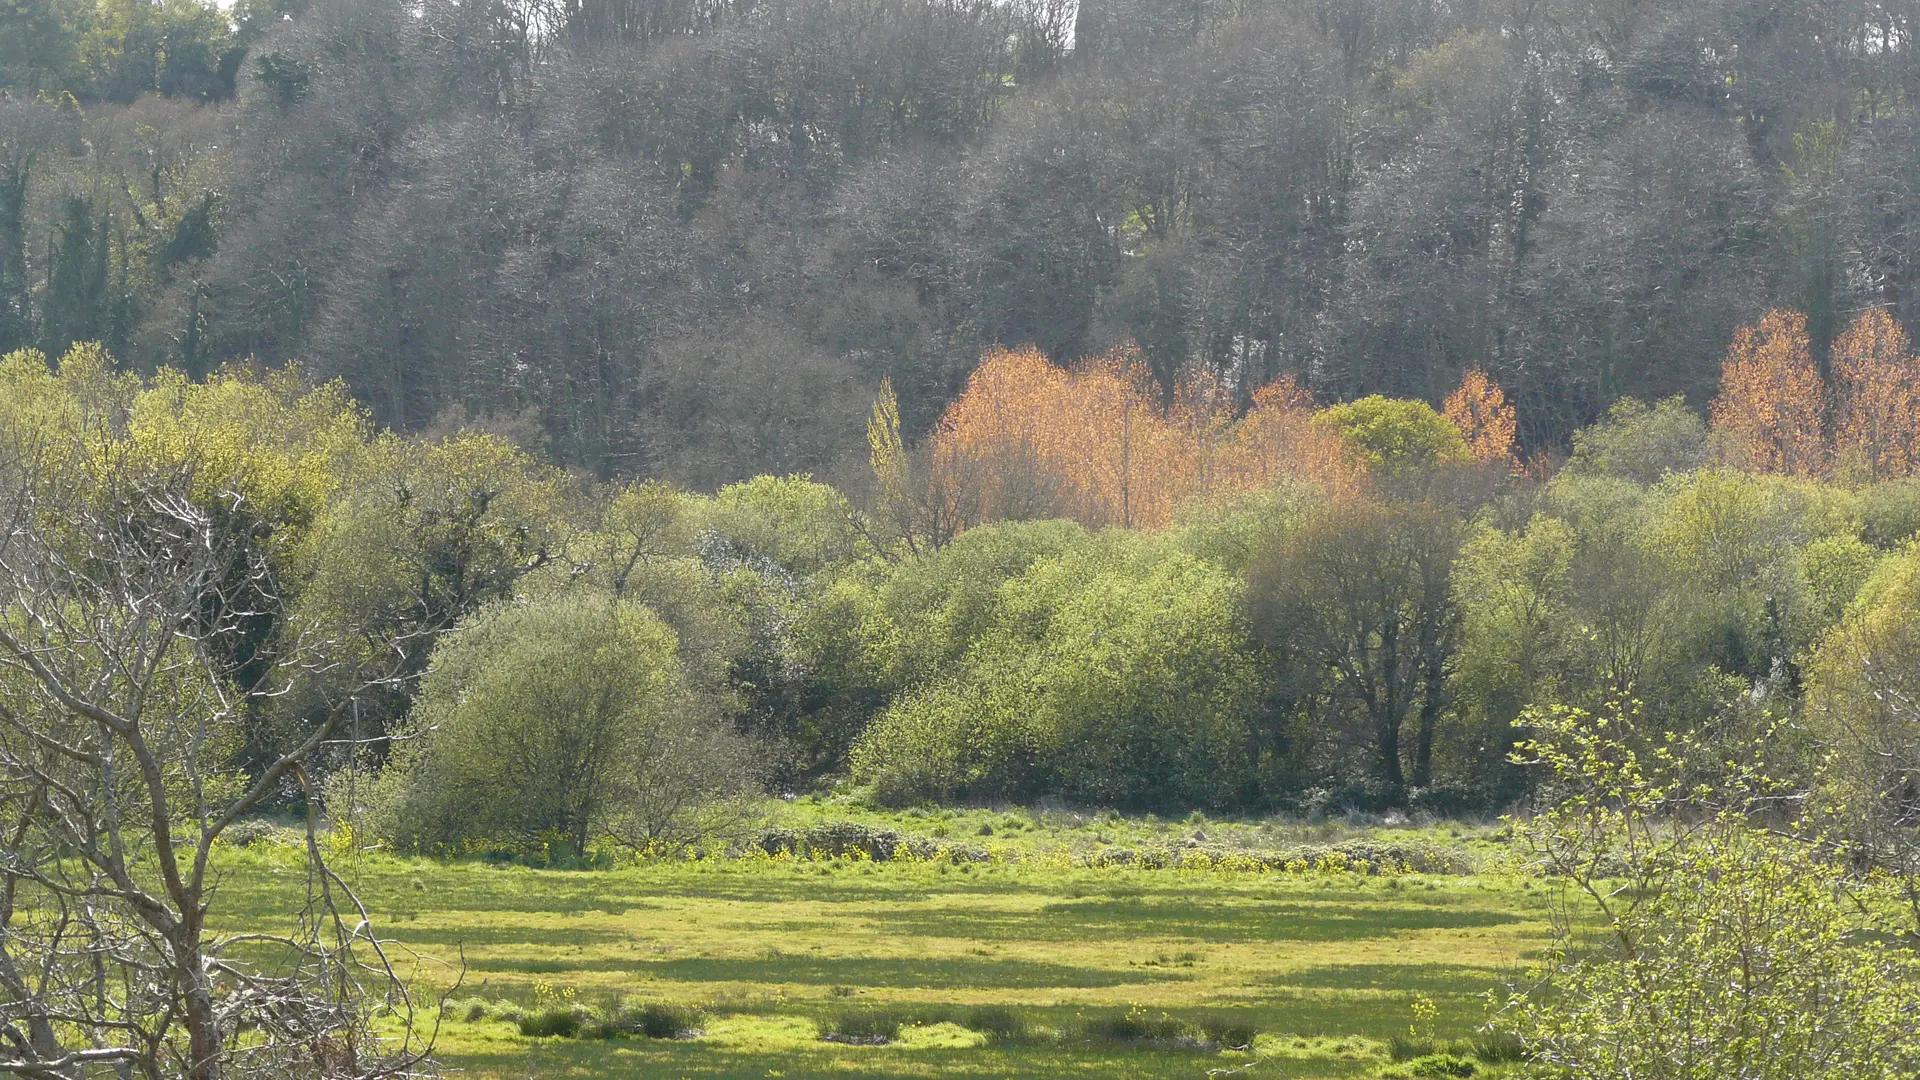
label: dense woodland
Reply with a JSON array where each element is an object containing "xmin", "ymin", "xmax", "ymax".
[{"xmin": 7, "ymin": 0, "xmax": 1920, "ymax": 482}]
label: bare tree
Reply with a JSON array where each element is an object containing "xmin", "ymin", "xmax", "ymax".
[{"xmin": 0, "ymin": 438, "xmax": 441, "ymax": 1080}]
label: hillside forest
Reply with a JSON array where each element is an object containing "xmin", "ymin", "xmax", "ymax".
[{"xmin": 9, "ymin": 0, "xmax": 1920, "ymax": 482}]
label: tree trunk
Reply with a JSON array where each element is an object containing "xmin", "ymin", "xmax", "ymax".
[
  {"xmin": 1376, "ymin": 622, "xmax": 1405, "ymax": 796},
  {"xmin": 1376, "ymin": 701, "xmax": 1404, "ymax": 796},
  {"xmin": 1413, "ymin": 657, "xmax": 1443, "ymax": 790},
  {"xmin": 177, "ymin": 925, "xmax": 222, "ymax": 1080}
]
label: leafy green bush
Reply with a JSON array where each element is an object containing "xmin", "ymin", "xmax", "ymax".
[
  {"xmin": 794, "ymin": 519, "xmax": 1093, "ymax": 771},
  {"xmin": 517, "ymin": 1006, "xmax": 582, "ymax": 1038},
  {"xmin": 360, "ymin": 591, "xmax": 758, "ymax": 857},
  {"xmin": 1859, "ymin": 478, "xmax": 1920, "ymax": 547},
  {"xmin": 1314, "ymin": 396, "xmax": 1471, "ymax": 474},
  {"xmin": 851, "ymin": 542, "xmax": 1262, "ymax": 808},
  {"xmin": 1564, "ymin": 395, "xmax": 1707, "ymax": 484},
  {"xmin": 1502, "ymin": 703, "xmax": 1920, "ymax": 1080}
]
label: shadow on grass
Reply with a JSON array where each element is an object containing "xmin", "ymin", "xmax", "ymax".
[
  {"xmin": 437, "ymin": 1039, "xmax": 1297, "ymax": 1080},
  {"xmin": 380, "ymin": 925, "xmax": 635, "ymax": 949},
  {"xmin": 868, "ymin": 899, "xmax": 1525, "ymax": 944},
  {"xmin": 1271, "ymin": 962, "xmax": 1523, "ymax": 996},
  {"xmin": 470, "ymin": 954, "xmax": 1190, "ymax": 989}
]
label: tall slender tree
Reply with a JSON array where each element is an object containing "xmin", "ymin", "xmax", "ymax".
[
  {"xmin": 1710, "ymin": 309, "xmax": 1828, "ymax": 477},
  {"xmin": 1832, "ymin": 308, "xmax": 1920, "ymax": 480}
]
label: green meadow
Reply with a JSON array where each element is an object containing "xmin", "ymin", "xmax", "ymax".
[{"xmin": 215, "ymin": 810, "xmax": 1551, "ymax": 1079}]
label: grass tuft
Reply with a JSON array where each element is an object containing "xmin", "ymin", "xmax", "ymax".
[
  {"xmin": 1381, "ymin": 1052, "xmax": 1479, "ymax": 1078},
  {"xmin": 963, "ymin": 1005, "xmax": 1031, "ymax": 1044},
  {"xmin": 517, "ymin": 1006, "xmax": 581, "ymax": 1038},
  {"xmin": 819, "ymin": 1009, "xmax": 903, "ymax": 1044}
]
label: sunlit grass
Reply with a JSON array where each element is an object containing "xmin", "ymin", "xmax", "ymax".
[{"xmin": 212, "ymin": 815, "xmax": 1551, "ymax": 1079}]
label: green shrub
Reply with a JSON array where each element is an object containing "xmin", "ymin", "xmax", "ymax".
[
  {"xmin": 1860, "ymin": 479, "xmax": 1920, "ymax": 547},
  {"xmin": 517, "ymin": 1006, "xmax": 582, "ymax": 1038},
  {"xmin": 620, "ymin": 1002, "xmax": 704, "ymax": 1039},
  {"xmin": 1314, "ymin": 395, "xmax": 1471, "ymax": 474},
  {"xmin": 362, "ymin": 591, "xmax": 757, "ymax": 858},
  {"xmin": 1381, "ymin": 1053, "xmax": 1478, "ymax": 1079},
  {"xmin": 1564, "ymin": 395, "xmax": 1707, "ymax": 485},
  {"xmin": 852, "ymin": 545, "xmax": 1263, "ymax": 809}
]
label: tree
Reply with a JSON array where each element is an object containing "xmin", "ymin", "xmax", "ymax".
[
  {"xmin": 0, "ymin": 100, "xmax": 47, "ymax": 356},
  {"xmin": 40, "ymin": 196, "xmax": 111, "ymax": 360},
  {"xmin": 0, "ymin": 385, "xmax": 433, "ymax": 1080},
  {"xmin": 1247, "ymin": 495, "xmax": 1465, "ymax": 797},
  {"xmin": 1831, "ymin": 307, "xmax": 1920, "ymax": 480},
  {"xmin": 369, "ymin": 591, "xmax": 757, "ymax": 857},
  {"xmin": 1500, "ymin": 703, "xmax": 1920, "ymax": 1079},
  {"xmin": 851, "ymin": 542, "xmax": 1262, "ymax": 809},
  {"xmin": 1565, "ymin": 396, "xmax": 1709, "ymax": 485},
  {"xmin": 1709, "ymin": 309, "xmax": 1828, "ymax": 477},
  {"xmin": 292, "ymin": 430, "xmax": 570, "ymax": 747},
  {"xmin": 860, "ymin": 377, "xmax": 974, "ymax": 557},
  {"xmin": 1312, "ymin": 395, "xmax": 1471, "ymax": 477},
  {"xmin": 1805, "ymin": 545, "xmax": 1920, "ymax": 906},
  {"xmin": 929, "ymin": 347, "xmax": 1358, "ymax": 531},
  {"xmin": 1449, "ymin": 514, "xmax": 1573, "ymax": 782},
  {"xmin": 1442, "ymin": 367, "xmax": 1516, "ymax": 465}
]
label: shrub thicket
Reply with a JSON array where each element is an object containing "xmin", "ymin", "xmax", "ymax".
[{"xmin": 362, "ymin": 591, "xmax": 759, "ymax": 857}]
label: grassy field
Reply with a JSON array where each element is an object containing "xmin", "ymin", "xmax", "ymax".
[{"xmin": 214, "ymin": 807, "xmax": 1553, "ymax": 1080}]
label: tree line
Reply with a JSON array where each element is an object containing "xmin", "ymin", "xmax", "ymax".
[
  {"xmin": 5, "ymin": 0, "xmax": 1920, "ymax": 482},
  {"xmin": 5, "ymin": 302, "xmax": 1920, "ymax": 834}
]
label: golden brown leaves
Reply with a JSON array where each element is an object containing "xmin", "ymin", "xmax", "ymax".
[
  {"xmin": 1832, "ymin": 308, "xmax": 1920, "ymax": 480},
  {"xmin": 1706, "ymin": 307, "xmax": 1920, "ymax": 481},
  {"xmin": 927, "ymin": 346, "xmax": 1359, "ymax": 530},
  {"xmin": 1710, "ymin": 309, "xmax": 1828, "ymax": 477},
  {"xmin": 1444, "ymin": 368, "xmax": 1518, "ymax": 466}
]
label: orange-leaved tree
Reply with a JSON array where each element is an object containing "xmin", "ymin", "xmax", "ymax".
[
  {"xmin": 926, "ymin": 346, "xmax": 1076, "ymax": 525},
  {"xmin": 1443, "ymin": 368, "xmax": 1518, "ymax": 466},
  {"xmin": 927, "ymin": 347, "xmax": 1359, "ymax": 531},
  {"xmin": 1831, "ymin": 307, "xmax": 1920, "ymax": 479},
  {"xmin": 1210, "ymin": 374, "xmax": 1360, "ymax": 497},
  {"xmin": 1709, "ymin": 309, "xmax": 1828, "ymax": 477}
]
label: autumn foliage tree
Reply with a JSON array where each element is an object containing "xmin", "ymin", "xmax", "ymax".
[
  {"xmin": 1709, "ymin": 309, "xmax": 1828, "ymax": 477},
  {"xmin": 1832, "ymin": 308, "xmax": 1920, "ymax": 480},
  {"xmin": 925, "ymin": 347, "xmax": 1359, "ymax": 530},
  {"xmin": 1444, "ymin": 368, "xmax": 1518, "ymax": 466}
]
